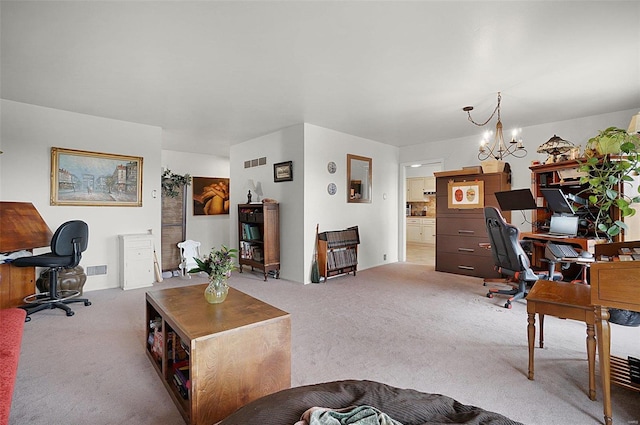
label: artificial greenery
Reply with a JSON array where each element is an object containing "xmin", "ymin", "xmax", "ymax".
[
  {"xmin": 578, "ymin": 127, "xmax": 640, "ymax": 239},
  {"xmin": 161, "ymin": 169, "xmax": 191, "ymax": 198}
]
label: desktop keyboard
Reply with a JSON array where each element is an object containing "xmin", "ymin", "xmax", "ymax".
[{"xmin": 547, "ymin": 242, "xmax": 579, "ymax": 258}]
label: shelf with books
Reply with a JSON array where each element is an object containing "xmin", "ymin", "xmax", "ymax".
[
  {"xmin": 317, "ymin": 226, "xmax": 359, "ymax": 282},
  {"xmin": 237, "ymin": 203, "xmax": 280, "ymax": 281}
]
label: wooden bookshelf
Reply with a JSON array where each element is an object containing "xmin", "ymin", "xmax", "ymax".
[
  {"xmin": 237, "ymin": 203, "xmax": 280, "ymax": 281},
  {"xmin": 317, "ymin": 226, "xmax": 359, "ymax": 282}
]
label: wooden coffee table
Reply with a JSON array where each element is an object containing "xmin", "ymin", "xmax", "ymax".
[{"xmin": 145, "ymin": 284, "xmax": 291, "ymax": 425}]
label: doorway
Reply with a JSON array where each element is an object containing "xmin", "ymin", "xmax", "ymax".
[{"xmin": 401, "ymin": 159, "xmax": 443, "ymax": 266}]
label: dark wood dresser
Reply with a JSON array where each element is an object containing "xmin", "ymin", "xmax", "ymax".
[{"xmin": 434, "ymin": 168, "xmax": 511, "ymax": 278}]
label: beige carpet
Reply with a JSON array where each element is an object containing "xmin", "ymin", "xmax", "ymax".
[{"xmin": 9, "ymin": 262, "xmax": 640, "ymax": 425}]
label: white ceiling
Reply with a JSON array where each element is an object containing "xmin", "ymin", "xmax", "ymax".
[{"xmin": 2, "ymin": 1, "xmax": 639, "ymax": 157}]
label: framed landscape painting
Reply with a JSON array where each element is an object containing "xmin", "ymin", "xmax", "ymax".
[{"xmin": 51, "ymin": 147, "xmax": 143, "ymax": 207}]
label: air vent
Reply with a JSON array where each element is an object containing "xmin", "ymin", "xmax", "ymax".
[
  {"xmin": 244, "ymin": 157, "xmax": 267, "ymax": 168},
  {"xmin": 86, "ymin": 265, "xmax": 107, "ymax": 276}
]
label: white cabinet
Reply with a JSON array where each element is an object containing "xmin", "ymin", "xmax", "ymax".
[
  {"xmin": 119, "ymin": 233, "xmax": 155, "ymax": 290},
  {"xmin": 406, "ymin": 177, "xmax": 436, "ymax": 201},
  {"xmin": 406, "ymin": 218, "xmax": 422, "ymax": 242},
  {"xmin": 424, "ymin": 176, "xmax": 436, "ymax": 193},
  {"xmin": 407, "ymin": 178, "xmax": 425, "ymax": 201},
  {"xmin": 406, "ymin": 218, "xmax": 436, "ymax": 244},
  {"xmin": 422, "ymin": 218, "xmax": 435, "ymax": 244}
]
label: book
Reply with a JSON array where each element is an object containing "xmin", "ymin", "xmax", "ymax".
[{"xmin": 249, "ymin": 225, "xmax": 261, "ymax": 240}]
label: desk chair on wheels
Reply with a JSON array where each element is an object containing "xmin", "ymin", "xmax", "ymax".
[
  {"xmin": 12, "ymin": 220, "xmax": 91, "ymax": 322},
  {"xmin": 484, "ymin": 207, "xmax": 561, "ymax": 309}
]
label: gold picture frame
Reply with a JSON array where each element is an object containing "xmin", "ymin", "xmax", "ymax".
[
  {"xmin": 51, "ymin": 147, "xmax": 143, "ymax": 207},
  {"xmin": 447, "ymin": 180, "xmax": 484, "ymax": 209}
]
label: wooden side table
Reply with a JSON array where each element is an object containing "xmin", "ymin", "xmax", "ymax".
[
  {"xmin": 526, "ymin": 280, "xmax": 596, "ymax": 401},
  {"xmin": 590, "ymin": 260, "xmax": 640, "ymax": 425}
]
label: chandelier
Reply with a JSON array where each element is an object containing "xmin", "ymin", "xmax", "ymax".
[{"xmin": 463, "ymin": 92, "xmax": 527, "ymax": 161}]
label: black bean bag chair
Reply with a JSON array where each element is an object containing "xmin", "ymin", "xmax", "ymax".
[{"xmin": 219, "ymin": 380, "xmax": 522, "ymax": 425}]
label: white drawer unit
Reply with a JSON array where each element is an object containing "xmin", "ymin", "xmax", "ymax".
[{"xmin": 119, "ymin": 233, "xmax": 155, "ymax": 290}]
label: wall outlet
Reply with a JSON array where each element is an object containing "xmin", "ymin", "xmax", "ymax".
[{"xmin": 383, "ymin": 254, "xmax": 387, "ymax": 261}]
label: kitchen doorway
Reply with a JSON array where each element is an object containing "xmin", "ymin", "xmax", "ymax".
[{"xmin": 401, "ymin": 159, "xmax": 443, "ymax": 266}]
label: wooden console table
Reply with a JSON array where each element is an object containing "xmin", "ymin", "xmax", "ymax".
[
  {"xmin": 145, "ymin": 285, "xmax": 291, "ymax": 425},
  {"xmin": 526, "ymin": 279, "xmax": 596, "ymax": 401}
]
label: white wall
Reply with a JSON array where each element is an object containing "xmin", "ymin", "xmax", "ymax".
[
  {"xmin": 399, "ymin": 108, "xmax": 639, "ymax": 232},
  {"xmin": 1, "ymin": 100, "xmax": 162, "ymax": 291},
  {"xmin": 160, "ymin": 149, "xmax": 230, "ymax": 257},
  {"xmin": 303, "ymin": 124, "xmax": 399, "ymax": 281},
  {"xmin": 230, "ymin": 123, "xmax": 399, "ymax": 284},
  {"xmin": 230, "ymin": 124, "xmax": 305, "ymax": 282}
]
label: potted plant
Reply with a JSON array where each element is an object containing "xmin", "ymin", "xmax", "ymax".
[
  {"xmin": 189, "ymin": 245, "xmax": 237, "ymax": 303},
  {"xmin": 578, "ymin": 127, "xmax": 640, "ymax": 240},
  {"xmin": 161, "ymin": 169, "xmax": 191, "ymax": 198}
]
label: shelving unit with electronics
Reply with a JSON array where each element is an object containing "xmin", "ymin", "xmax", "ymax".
[
  {"xmin": 317, "ymin": 226, "xmax": 360, "ymax": 281},
  {"xmin": 529, "ymin": 159, "xmax": 591, "ymax": 234},
  {"xmin": 237, "ymin": 203, "xmax": 280, "ymax": 281}
]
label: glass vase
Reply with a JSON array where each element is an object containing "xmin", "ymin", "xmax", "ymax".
[{"xmin": 204, "ymin": 277, "xmax": 229, "ymax": 304}]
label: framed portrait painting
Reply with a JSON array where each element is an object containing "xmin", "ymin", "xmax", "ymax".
[
  {"xmin": 447, "ymin": 180, "xmax": 484, "ymax": 209},
  {"xmin": 51, "ymin": 147, "xmax": 143, "ymax": 207}
]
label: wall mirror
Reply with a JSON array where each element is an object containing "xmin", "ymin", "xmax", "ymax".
[{"xmin": 347, "ymin": 154, "xmax": 372, "ymax": 203}]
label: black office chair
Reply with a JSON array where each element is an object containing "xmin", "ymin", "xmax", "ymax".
[
  {"xmin": 12, "ymin": 220, "xmax": 91, "ymax": 321},
  {"xmin": 484, "ymin": 207, "xmax": 561, "ymax": 309}
]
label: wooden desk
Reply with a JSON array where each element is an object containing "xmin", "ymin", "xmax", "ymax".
[
  {"xmin": 521, "ymin": 232, "xmax": 599, "ymax": 279},
  {"xmin": 591, "ymin": 260, "xmax": 640, "ymax": 425},
  {"xmin": 145, "ymin": 285, "xmax": 291, "ymax": 425},
  {"xmin": 526, "ymin": 279, "xmax": 596, "ymax": 401},
  {"xmin": 0, "ymin": 202, "xmax": 52, "ymax": 309}
]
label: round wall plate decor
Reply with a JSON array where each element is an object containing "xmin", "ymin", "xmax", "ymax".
[
  {"xmin": 327, "ymin": 161, "xmax": 337, "ymax": 174},
  {"xmin": 327, "ymin": 183, "xmax": 337, "ymax": 195}
]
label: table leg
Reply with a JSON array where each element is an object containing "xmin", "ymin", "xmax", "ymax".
[
  {"xmin": 586, "ymin": 322, "xmax": 596, "ymax": 401},
  {"xmin": 595, "ymin": 306, "xmax": 612, "ymax": 425},
  {"xmin": 539, "ymin": 313, "xmax": 545, "ymax": 349},
  {"xmin": 528, "ymin": 311, "xmax": 536, "ymax": 380}
]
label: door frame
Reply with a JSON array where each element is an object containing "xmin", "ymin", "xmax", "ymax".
[{"xmin": 399, "ymin": 159, "xmax": 444, "ymax": 262}]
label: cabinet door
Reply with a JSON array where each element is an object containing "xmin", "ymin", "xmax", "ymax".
[
  {"xmin": 407, "ymin": 178, "xmax": 425, "ymax": 201},
  {"xmin": 422, "ymin": 223, "xmax": 435, "ymax": 244},
  {"xmin": 406, "ymin": 225, "xmax": 422, "ymax": 242},
  {"xmin": 424, "ymin": 176, "xmax": 436, "ymax": 192}
]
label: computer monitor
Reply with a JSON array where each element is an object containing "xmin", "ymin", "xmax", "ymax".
[
  {"xmin": 494, "ymin": 189, "xmax": 537, "ymax": 211},
  {"xmin": 540, "ymin": 188, "xmax": 576, "ymax": 215}
]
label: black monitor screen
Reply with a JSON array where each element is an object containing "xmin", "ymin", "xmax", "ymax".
[
  {"xmin": 540, "ymin": 188, "xmax": 575, "ymax": 215},
  {"xmin": 494, "ymin": 189, "xmax": 537, "ymax": 211}
]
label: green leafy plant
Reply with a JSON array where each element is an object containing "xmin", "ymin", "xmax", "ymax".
[
  {"xmin": 189, "ymin": 245, "xmax": 237, "ymax": 281},
  {"xmin": 578, "ymin": 127, "xmax": 640, "ymax": 239},
  {"xmin": 161, "ymin": 169, "xmax": 191, "ymax": 198}
]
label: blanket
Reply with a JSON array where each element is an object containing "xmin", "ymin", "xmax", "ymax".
[{"xmin": 295, "ymin": 406, "xmax": 403, "ymax": 425}]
